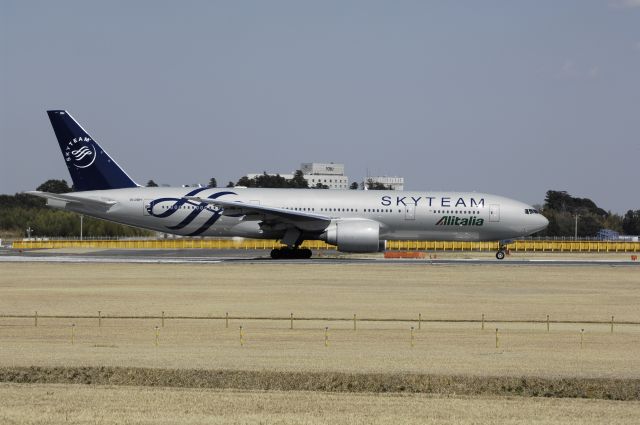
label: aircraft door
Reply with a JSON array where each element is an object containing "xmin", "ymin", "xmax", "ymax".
[
  {"xmin": 405, "ymin": 204, "xmax": 416, "ymax": 220},
  {"xmin": 143, "ymin": 199, "xmax": 153, "ymax": 216},
  {"xmin": 489, "ymin": 204, "xmax": 500, "ymax": 222}
]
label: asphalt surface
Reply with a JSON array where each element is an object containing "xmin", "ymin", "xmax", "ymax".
[{"xmin": 1, "ymin": 248, "xmax": 639, "ymax": 266}]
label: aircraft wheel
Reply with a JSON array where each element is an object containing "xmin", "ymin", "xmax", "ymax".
[
  {"xmin": 271, "ymin": 247, "xmax": 312, "ymax": 260},
  {"xmin": 270, "ymin": 249, "xmax": 282, "ymax": 259},
  {"xmin": 496, "ymin": 250, "xmax": 505, "ymax": 260}
]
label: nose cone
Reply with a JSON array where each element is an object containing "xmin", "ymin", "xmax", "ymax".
[{"xmin": 534, "ymin": 214, "xmax": 549, "ymax": 233}]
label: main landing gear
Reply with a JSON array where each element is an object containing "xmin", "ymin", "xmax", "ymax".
[{"xmin": 270, "ymin": 247, "xmax": 312, "ymax": 260}]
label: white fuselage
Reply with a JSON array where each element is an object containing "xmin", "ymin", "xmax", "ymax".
[{"xmin": 55, "ymin": 187, "xmax": 548, "ymax": 242}]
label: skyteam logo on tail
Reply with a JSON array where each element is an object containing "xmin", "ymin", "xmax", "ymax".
[{"xmin": 64, "ymin": 137, "xmax": 96, "ymax": 168}]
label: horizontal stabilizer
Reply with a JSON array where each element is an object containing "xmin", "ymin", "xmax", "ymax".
[{"xmin": 27, "ymin": 191, "xmax": 118, "ymax": 211}]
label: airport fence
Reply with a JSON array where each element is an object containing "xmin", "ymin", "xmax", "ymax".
[
  {"xmin": 2, "ymin": 312, "xmax": 639, "ymax": 365},
  {"xmin": 11, "ymin": 238, "xmax": 640, "ymax": 253},
  {"xmin": 2, "ymin": 312, "xmax": 639, "ymax": 328}
]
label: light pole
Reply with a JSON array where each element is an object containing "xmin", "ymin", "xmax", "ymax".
[
  {"xmin": 80, "ymin": 215, "xmax": 84, "ymax": 241},
  {"xmin": 574, "ymin": 214, "xmax": 579, "ymax": 239}
]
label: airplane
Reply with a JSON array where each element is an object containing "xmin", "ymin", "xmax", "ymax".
[{"xmin": 28, "ymin": 110, "xmax": 548, "ymax": 260}]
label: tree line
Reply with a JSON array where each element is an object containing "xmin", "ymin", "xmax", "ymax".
[
  {"xmin": 538, "ymin": 190, "xmax": 639, "ymax": 237},
  {"xmin": 0, "ymin": 179, "xmax": 152, "ymax": 239}
]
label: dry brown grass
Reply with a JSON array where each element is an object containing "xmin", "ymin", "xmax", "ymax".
[
  {"xmin": 1, "ymin": 383, "xmax": 639, "ymax": 425},
  {"xmin": 0, "ymin": 317, "xmax": 639, "ymax": 379},
  {"xmin": 0, "ymin": 263, "xmax": 639, "ymax": 381},
  {"xmin": 1, "ymin": 366, "xmax": 639, "ymax": 400},
  {"xmin": 1, "ymin": 262, "xmax": 639, "ymax": 422},
  {"xmin": 1, "ymin": 262, "xmax": 638, "ymax": 321}
]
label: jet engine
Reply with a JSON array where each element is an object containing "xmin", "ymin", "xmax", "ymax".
[{"xmin": 321, "ymin": 219, "xmax": 385, "ymax": 253}]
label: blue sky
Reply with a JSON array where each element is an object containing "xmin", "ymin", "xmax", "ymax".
[{"xmin": 1, "ymin": 0, "xmax": 639, "ymax": 212}]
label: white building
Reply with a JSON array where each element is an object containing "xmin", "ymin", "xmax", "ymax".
[
  {"xmin": 365, "ymin": 176, "xmax": 404, "ymax": 191},
  {"xmin": 301, "ymin": 163, "xmax": 348, "ymax": 189},
  {"xmin": 246, "ymin": 162, "xmax": 350, "ymax": 190},
  {"xmin": 300, "ymin": 162, "xmax": 344, "ymax": 176}
]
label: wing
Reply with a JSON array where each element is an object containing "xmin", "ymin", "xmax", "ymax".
[
  {"xmin": 185, "ymin": 196, "xmax": 331, "ymax": 232},
  {"xmin": 27, "ymin": 191, "xmax": 118, "ymax": 212}
]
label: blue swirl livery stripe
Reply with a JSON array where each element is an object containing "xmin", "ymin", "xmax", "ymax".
[
  {"xmin": 147, "ymin": 187, "xmax": 210, "ymax": 218},
  {"xmin": 147, "ymin": 189, "xmax": 237, "ymax": 235},
  {"xmin": 166, "ymin": 206, "xmax": 208, "ymax": 230},
  {"xmin": 166, "ymin": 191, "xmax": 236, "ymax": 231},
  {"xmin": 186, "ymin": 211, "xmax": 224, "ymax": 236}
]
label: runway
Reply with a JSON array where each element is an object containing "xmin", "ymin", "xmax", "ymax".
[{"xmin": 1, "ymin": 248, "xmax": 638, "ymax": 266}]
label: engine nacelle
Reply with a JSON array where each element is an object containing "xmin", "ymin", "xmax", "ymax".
[{"xmin": 321, "ymin": 219, "xmax": 384, "ymax": 253}]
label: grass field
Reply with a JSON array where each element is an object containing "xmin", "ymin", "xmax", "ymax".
[
  {"xmin": 1, "ymin": 383, "xmax": 639, "ymax": 425},
  {"xmin": 1, "ymin": 262, "xmax": 639, "ymax": 320},
  {"xmin": 0, "ymin": 263, "xmax": 639, "ymax": 379},
  {"xmin": 1, "ymin": 261, "xmax": 639, "ymax": 423}
]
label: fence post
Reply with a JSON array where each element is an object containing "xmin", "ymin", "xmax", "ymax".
[
  {"xmin": 481, "ymin": 313, "xmax": 484, "ymax": 330},
  {"xmin": 611, "ymin": 316, "xmax": 614, "ymax": 334},
  {"xmin": 547, "ymin": 315, "xmax": 550, "ymax": 333},
  {"xmin": 98, "ymin": 310, "xmax": 102, "ymax": 328},
  {"xmin": 290, "ymin": 313, "xmax": 294, "ymax": 330},
  {"xmin": 71, "ymin": 323, "xmax": 75, "ymax": 345},
  {"xmin": 161, "ymin": 311, "xmax": 165, "ymax": 328},
  {"xmin": 155, "ymin": 326, "xmax": 159, "ymax": 347},
  {"xmin": 34, "ymin": 311, "xmax": 38, "ymax": 327},
  {"xmin": 418, "ymin": 313, "xmax": 422, "ymax": 330},
  {"xmin": 580, "ymin": 329, "xmax": 584, "ymax": 349},
  {"xmin": 324, "ymin": 327, "xmax": 329, "ymax": 347},
  {"xmin": 495, "ymin": 328, "xmax": 499, "ymax": 349},
  {"xmin": 410, "ymin": 326, "xmax": 415, "ymax": 347},
  {"xmin": 239, "ymin": 326, "xmax": 244, "ymax": 346}
]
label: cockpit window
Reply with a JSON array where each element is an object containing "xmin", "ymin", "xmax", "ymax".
[{"xmin": 525, "ymin": 209, "xmax": 540, "ymax": 214}]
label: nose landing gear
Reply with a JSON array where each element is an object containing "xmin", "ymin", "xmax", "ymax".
[{"xmin": 495, "ymin": 242, "xmax": 509, "ymax": 260}]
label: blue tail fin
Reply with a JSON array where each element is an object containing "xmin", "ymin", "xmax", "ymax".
[{"xmin": 47, "ymin": 110, "xmax": 138, "ymax": 191}]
